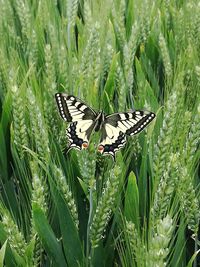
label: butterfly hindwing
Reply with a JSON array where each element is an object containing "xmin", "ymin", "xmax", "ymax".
[
  {"xmin": 98, "ymin": 125, "xmax": 126, "ymax": 160},
  {"xmin": 98, "ymin": 111, "xmax": 155, "ymax": 159},
  {"xmin": 66, "ymin": 120, "xmax": 95, "ymax": 151},
  {"xmin": 55, "ymin": 93, "xmax": 97, "ymax": 151}
]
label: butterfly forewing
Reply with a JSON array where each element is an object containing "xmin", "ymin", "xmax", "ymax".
[
  {"xmin": 105, "ymin": 111, "xmax": 155, "ymax": 135},
  {"xmin": 98, "ymin": 111, "xmax": 155, "ymax": 159},
  {"xmin": 55, "ymin": 93, "xmax": 97, "ymax": 151},
  {"xmin": 55, "ymin": 93, "xmax": 96, "ymax": 122}
]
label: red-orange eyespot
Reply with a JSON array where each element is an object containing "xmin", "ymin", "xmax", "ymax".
[
  {"xmin": 82, "ymin": 142, "xmax": 88, "ymax": 149},
  {"xmin": 98, "ymin": 145, "xmax": 104, "ymax": 153}
]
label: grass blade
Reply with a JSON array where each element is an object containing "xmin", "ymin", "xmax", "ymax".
[{"xmin": 32, "ymin": 203, "xmax": 67, "ymax": 266}]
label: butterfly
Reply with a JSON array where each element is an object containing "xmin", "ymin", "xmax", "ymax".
[{"xmin": 55, "ymin": 93, "xmax": 155, "ymax": 160}]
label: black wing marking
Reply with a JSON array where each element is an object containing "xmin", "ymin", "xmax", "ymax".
[
  {"xmin": 55, "ymin": 93, "xmax": 97, "ymax": 151},
  {"xmin": 55, "ymin": 93, "xmax": 97, "ymax": 122},
  {"xmin": 98, "ymin": 111, "xmax": 155, "ymax": 159}
]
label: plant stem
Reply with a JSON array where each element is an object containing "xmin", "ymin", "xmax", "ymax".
[
  {"xmin": 86, "ymin": 185, "xmax": 93, "ymax": 266},
  {"xmin": 194, "ymin": 235, "xmax": 198, "ymax": 267}
]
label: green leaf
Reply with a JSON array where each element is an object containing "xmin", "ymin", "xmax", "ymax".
[
  {"xmin": 49, "ymin": 178, "xmax": 84, "ymax": 266},
  {"xmin": 186, "ymin": 249, "xmax": 200, "ymax": 267},
  {"xmin": 103, "ymin": 91, "xmax": 114, "ymax": 114},
  {"xmin": 0, "ymin": 223, "xmax": 25, "ymax": 267},
  {"xmin": 10, "ymin": 250, "xmax": 25, "ymax": 267},
  {"xmin": 103, "ymin": 53, "xmax": 119, "ymax": 112},
  {"xmin": 91, "ymin": 244, "xmax": 106, "ymax": 267},
  {"xmin": 24, "ymin": 237, "xmax": 35, "ymax": 266},
  {"xmin": 77, "ymin": 177, "xmax": 89, "ymax": 200},
  {"xmin": 170, "ymin": 219, "xmax": 187, "ymax": 267},
  {"xmin": 0, "ymin": 240, "xmax": 7, "ymax": 267},
  {"xmin": 124, "ymin": 172, "xmax": 139, "ymax": 228},
  {"xmin": 0, "ymin": 90, "xmax": 12, "ymax": 182},
  {"xmin": 138, "ymin": 138, "xmax": 148, "ymax": 219},
  {"xmin": 125, "ymin": 0, "xmax": 134, "ymax": 38},
  {"xmin": 135, "ymin": 58, "xmax": 159, "ymax": 110},
  {"xmin": 32, "ymin": 203, "xmax": 67, "ymax": 266}
]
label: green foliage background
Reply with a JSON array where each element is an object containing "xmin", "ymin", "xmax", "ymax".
[{"xmin": 0, "ymin": 0, "xmax": 200, "ymax": 266}]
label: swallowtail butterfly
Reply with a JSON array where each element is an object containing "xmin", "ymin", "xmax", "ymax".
[{"xmin": 55, "ymin": 93, "xmax": 155, "ymax": 160}]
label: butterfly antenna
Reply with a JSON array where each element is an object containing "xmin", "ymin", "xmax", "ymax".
[
  {"xmin": 99, "ymin": 90, "xmax": 104, "ymax": 110},
  {"xmin": 60, "ymin": 83, "xmax": 65, "ymax": 90},
  {"xmin": 130, "ymin": 91, "xmax": 135, "ymax": 110}
]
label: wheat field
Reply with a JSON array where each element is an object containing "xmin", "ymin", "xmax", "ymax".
[{"xmin": 0, "ymin": 0, "xmax": 199, "ymax": 266}]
